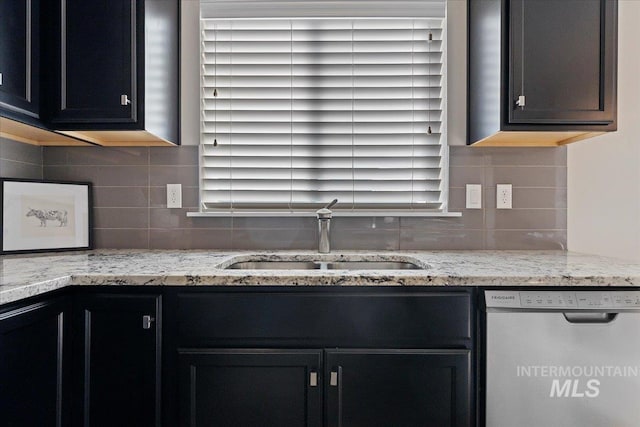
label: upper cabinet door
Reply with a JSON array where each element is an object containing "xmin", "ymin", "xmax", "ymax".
[
  {"xmin": 508, "ymin": 0, "xmax": 616, "ymax": 125},
  {"xmin": 52, "ymin": 0, "xmax": 136, "ymax": 124},
  {"xmin": 0, "ymin": 0, "xmax": 40, "ymax": 119}
]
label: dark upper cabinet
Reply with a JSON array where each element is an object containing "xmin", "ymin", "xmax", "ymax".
[
  {"xmin": 0, "ymin": 0, "xmax": 40, "ymax": 124},
  {"xmin": 0, "ymin": 296, "xmax": 72, "ymax": 427},
  {"xmin": 325, "ymin": 350, "xmax": 472, "ymax": 427},
  {"xmin": 509, "ymin": 0, "xmax": 616, "ymax": 125},
  {"xmin": 468, "ymin": 0, "xmax": 617, "ymax": 146},
  {"xmin": 74, "ymin": 292, "xmax": 161, "ymax": 427},
  {"xmin": 179, "ymin": 349, "xmax": 323, "ymax": 427},
  {"xmin": 53, "ymin": 0, "xmax": 136, "ymax": 123},
  {"xmin": 42, "ymin": 0, "xmax": 180, "ymax": 144}
]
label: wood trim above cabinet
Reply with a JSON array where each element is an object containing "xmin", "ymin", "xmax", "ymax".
[
  {"xmin": 0, "ymin": 117, "xmax": 91, "ymax": 146},
  {"xmin": 58, "ymin": 130, "xmax": 175, "ymax": 146},
  {"xmin": 0, "ymin": 117, "xmax": 175, "ymax": 146},
  {"xmin": 471, "ymin": 131, "xmax": 605, "ymax": 147}
]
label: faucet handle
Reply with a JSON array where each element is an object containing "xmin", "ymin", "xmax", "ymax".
[
  {"xmin": 317, "ymin": 198, "xmax": 337, "ymax": 219},
  {"xmin": 324, "ymin": 198, "xmax": 338, "ymax": 210}
]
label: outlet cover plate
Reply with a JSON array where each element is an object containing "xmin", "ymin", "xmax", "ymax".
[
  {"xmin": 466, "ymin": 184, "xmax": 482, "ymax": 209},
  {"xmin": 167, "ymin": 184, "xmax": 182, "ymax": 208},
  {"xmin": 496, "ymin": 184, "xmax": 512, "ymax": 209}
]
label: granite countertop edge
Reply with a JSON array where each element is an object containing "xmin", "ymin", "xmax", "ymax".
[{"xmin": 2, "ymin": 250, "xmax": 640, "ymax": 306}]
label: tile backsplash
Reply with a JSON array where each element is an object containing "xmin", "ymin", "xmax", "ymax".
[
  {"xmin": 0, "ymin": 137, "xmax": 43, "ymax": 180},
  {"xmin": 35, "ymin": 144, "xmax": 567, "ymax": 250}
]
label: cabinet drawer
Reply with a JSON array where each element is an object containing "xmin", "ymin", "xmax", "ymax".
[{"xmin": 175, "ymin": 289, "xmax": 472, "ymax": 348}]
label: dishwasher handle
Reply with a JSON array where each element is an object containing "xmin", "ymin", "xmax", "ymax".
[{"xmin": 563, "ymin": 312, "xmax": 618, "ymax": 324}]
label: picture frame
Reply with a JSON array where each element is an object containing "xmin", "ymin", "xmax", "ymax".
[{"xmin": 1, "ymin": 178, "xmax": 92, "ymax": 254}]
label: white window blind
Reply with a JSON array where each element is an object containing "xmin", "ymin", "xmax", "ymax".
[{"xmin": 199, "ymin": 16, "xmax": 447, "ymax": 213}]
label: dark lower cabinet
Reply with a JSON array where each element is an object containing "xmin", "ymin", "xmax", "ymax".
[
  {"xmin": 1, "ymin": 287, "xmax": 475, "ymax": 427},
  {"xmin": 179, "ymin": 349, "xmax": 322, "ymax": 427},
  {"xmin": 0, "ymin": 296, "xmax": 71, "ymax": 427},
  {"xmin": 325, "ymin": 349, "xmax": 471, "ymax": 427},
  {"xmin": 75, "ymin": 292, "xmax": 161, "ymax": 427},
  {"xmin": 166, "ymin": 287, "xmax": 476, "ymax": 427},
  {"xmin": 177, "ymin": 348, "xmax": 471, "ymax": 427}
]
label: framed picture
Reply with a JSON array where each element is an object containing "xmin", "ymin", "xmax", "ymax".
[{"xmin": 1, "ymin": 179, "xmax": 92, "ymax": 254}]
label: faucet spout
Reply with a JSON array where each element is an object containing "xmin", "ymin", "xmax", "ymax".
[{"xmin": 316, "ymin": 199, "xmax": 337, "ymax": 253}]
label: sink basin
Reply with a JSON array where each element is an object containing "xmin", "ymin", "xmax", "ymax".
[
  {"xmin": 226, "ymin": 260, "xmax": 423, "ymax": 270},
  {"xmin": 227, "ymin": 261, "xmax": 319, "ymax": 270},
  {"xmin": 324, "ymin": 261, "xmax": 421, "ymax": 270}
]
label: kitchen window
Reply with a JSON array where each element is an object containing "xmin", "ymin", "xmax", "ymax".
[{"xmin": 196, "ymin": 1, "xmax": 450, "ymax": 216}]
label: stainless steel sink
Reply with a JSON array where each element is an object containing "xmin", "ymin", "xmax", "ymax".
[
  {"xmin": 226, "ymin": 260, "xmax": 423, "ymax": 270},
  {"xmin": 324, "ymin": 261, "xmax": 421, "ymax": 270},
  {"xmin": 226, "ymin": 261, "xmax": 319, "ymax": 270}
]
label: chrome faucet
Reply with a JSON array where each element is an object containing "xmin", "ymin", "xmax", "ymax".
[{"xmin": 316, "ymin": 199, "xmax": 337, "ymax": 253}]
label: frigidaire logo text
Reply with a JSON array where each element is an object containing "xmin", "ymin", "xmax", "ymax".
[
  {"xmin": 517, "ymin": 365, "xmax": 640, "ymax": 398},
  {"xmin": 491, "ymin": 295, "xmax": 516, "ymax": 300}
]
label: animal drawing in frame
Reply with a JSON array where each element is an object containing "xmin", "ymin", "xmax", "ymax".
[
  {"xmin": 26, "ymin": 208, "xmax": 69, "ymax": 227},
  {"xmin": 1, "ymin": 179, "xmax": 92, "ymax": 254}
]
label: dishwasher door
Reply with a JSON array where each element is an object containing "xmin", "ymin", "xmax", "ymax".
[{"xmin": 485, "ymin": 291, "xmax": 640, "ymax": 427}]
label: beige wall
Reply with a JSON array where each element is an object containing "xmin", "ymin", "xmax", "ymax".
[
  {"xmin": 179, "ymin": 0, "xmax": 469, "ymax": 146},
  {"xmin": 568, "ymin": 0, "xmax": 640, "ymax": 261}
]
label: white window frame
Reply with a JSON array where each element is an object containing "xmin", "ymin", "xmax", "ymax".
[{"xmin": 190, "ymin": 1, "xmax": 458, "ymax": 218}]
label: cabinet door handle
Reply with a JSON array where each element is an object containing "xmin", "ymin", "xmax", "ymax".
[
  {"xmin": 309, "ymin": 371, "xmax": 318, "ymax": 387},
  {"xmin": 330, "ymin": 370, "xmax": 338, "ymax": 387},
  {"xmin": 121, "ymin": 94, "xmax": 132, "ymax": 106},
  {"xmin": 515, "ymin": 95, "xmax": 525, "ymax": 108},
  {"xmin": 142, "ymin": 315, "xmax": 155, "ymax": 329}
]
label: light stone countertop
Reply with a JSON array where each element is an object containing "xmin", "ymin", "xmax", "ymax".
[{"xmin": 2, "ymin": 250, "xmax": 640, "ymax": 305}]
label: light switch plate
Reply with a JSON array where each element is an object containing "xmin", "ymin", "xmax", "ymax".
[
  {"xmin": 466, "ymin": 184, "xmax": 482, "ymax": 209},
  {"xmin": 496, "ymin": 184, "xmax": 512, "ymax": 209},
  {"xmin": 167, "ymin": 184, "xmax": 182, "ymax": 208}
]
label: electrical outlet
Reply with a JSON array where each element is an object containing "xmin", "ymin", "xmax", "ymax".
[
  {"xmin": 466, "ymin": 184, "xmax": 482, "ymax": 209},
  {"xmin": 167, "ymin": 184, "xmax": 182, "ymax": 208},
  {"xmin": 496, "ymin": 184, "xmax": 512, "ymax": 209}
]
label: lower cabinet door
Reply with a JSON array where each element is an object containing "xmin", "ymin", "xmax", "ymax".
[
  {"xmin": 325, "ymin": 349, "xmax": 472, "ymax": 427},
  {"xmin": 0, "ymin": 297, "xmax": 71, "ymax": 427},
  {"xmin": 76, "ymin": 293, "xmax": 161, "ymax": 427},
  {"xmin": 179, "ymin": 349, "xmax": 323, "ymax": 427}
]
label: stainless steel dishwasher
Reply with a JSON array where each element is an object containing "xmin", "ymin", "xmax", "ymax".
[{"xmin": 484, "ymin": 290, "xmax": 640, "ymax": 427}]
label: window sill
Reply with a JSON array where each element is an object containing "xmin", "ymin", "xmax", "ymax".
[{"xmin": 186, "ymin": 210, "xmax": 462, "ymax": 218}]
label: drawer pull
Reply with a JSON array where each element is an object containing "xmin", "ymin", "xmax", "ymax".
[
  {"xmin": 330, "ymin": 371, "xmax": 338, "ymax": 387},
  {"xmin": 142, "ymin": 315, "xmax": 155, "ymax": 329},
  {"xmin": 310, "ymin": 372, "xmax": 318, "ymax": 387}
]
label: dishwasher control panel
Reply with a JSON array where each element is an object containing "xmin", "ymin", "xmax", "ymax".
[{"xmin": 485, "ymin": 291, "xmax": 640, "ymax": 309}]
